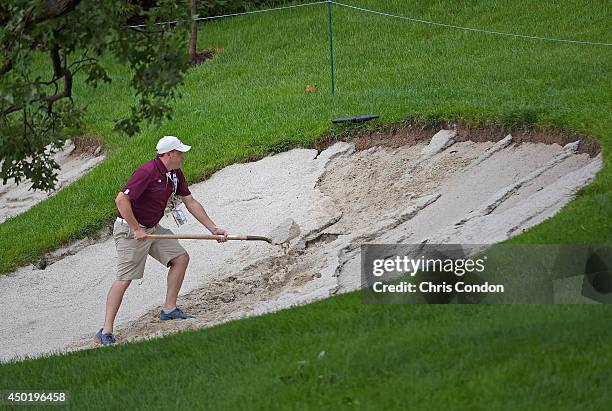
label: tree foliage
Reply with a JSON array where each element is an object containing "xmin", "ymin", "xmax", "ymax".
[{"xmin": 0, "ymin": 0, "xmax": 191, "ymax": 191}]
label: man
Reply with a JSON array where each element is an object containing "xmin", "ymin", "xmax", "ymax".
[{"xmin": 94, "ymin": 135, "xmax": 228, "ymax": 345}]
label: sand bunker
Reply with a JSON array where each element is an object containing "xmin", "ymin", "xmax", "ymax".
[
  {"xmin": 0, "ymin": 140, "xmax": 105, "ymax": 223},
  {"xmin": 0, "ymin": 130, "xmax": 602, "ymax": 362}
]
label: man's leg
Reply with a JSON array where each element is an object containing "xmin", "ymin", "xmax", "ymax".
[
  {"xmin": 163, "ymin": 252, "xmax": 190, "ymax": 310},
  {"xmin": 102, "ymin": 280, "xmax": 132, "ymax": 334},
  {"xmin": 105, "ymin": 220, "xmax": 151, "ymax": 335}
]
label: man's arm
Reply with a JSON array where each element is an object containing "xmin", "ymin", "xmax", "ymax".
[
  {"xmin": 115, "ymin": 192, "xmax": 148, "ymax": 240},
  {"xmin": 182, "ymin": 194, "xmax": 228, "ymax": 240}
]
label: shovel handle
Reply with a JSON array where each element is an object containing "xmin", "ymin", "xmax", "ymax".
[{"xmin": 146, "ymin": 234, "xmax": 272, "ymax": 243}]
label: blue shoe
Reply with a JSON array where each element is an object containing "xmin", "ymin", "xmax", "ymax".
[
  {"xmin": 160, "ymin": 307, "xmax": 194, "ymax": 320},
  {"xmin": 94, "ymin": 328, "xmax": 116, "ymax": 345}
]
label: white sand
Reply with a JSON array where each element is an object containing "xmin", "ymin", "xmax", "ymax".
[
  {"xmin": 0, "ymin": 140, "xmax": 105, "ymax": 223},
  {"xmin": 0, "ymin": 131, "xmax": 602, "ymax": 362}
]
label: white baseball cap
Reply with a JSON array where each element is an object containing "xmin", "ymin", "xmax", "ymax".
[{"xmin": 156, "ymin": 135, "xmax": 191, "ymax": 154}]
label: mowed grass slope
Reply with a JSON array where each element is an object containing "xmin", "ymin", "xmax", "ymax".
[
  {"xmin": 1, "ymin": 294, "xmax": 611, "ymax": 409},
  {"xmin": 0, "ymin": 0, "xmax": 610, "ymax": 273},
  {"xmin": 0, "ymin": 1, "xmax": 611, "ymax": 408}
]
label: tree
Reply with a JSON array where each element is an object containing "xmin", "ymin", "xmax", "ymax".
[
  {"xmin": 188, "ymin": 0, "xmax": 198, "ymax": 63},
  {"xmin": 187, "ymin": 0, "xmax": 221, "ymax": 64},
  {"xmin": 0, "ymin": 0, "xmax": 191, "ymax": 191}
]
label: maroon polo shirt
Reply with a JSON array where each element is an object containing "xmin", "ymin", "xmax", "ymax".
[{"xmin": 117, "ymin": 157, "xmax": 191, "ymax": 228}]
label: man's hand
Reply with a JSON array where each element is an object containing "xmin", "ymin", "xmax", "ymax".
[
  {"xmin": 212, "ymin": 227, "xmax": 229, "ymax": 243},
  {"xmin": 133, "ymin": 227, "xmax": 149, "ymax": 241}
]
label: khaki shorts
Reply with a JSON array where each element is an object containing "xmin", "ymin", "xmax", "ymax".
[{"xmin": 113, "ymin": 220, "xmax": 187, "ymax": 281}]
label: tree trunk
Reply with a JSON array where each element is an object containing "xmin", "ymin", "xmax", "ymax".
[
  {"xmin": 188, "ymin": 0, "xmax": 197, "ymax": 63},
  {"xmin": 45, "ymin": 0, "xmax": 82, "ymax": 19}
]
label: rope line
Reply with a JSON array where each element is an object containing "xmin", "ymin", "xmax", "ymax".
[
  {"xmin": 331, "ymin": 1, "xmax": 612, "ymax": 47},
  {"xmin": 126, "ymin": 0, "xmax": 612, "ymax": 47},
  {"xmin": 126, "ymin": 1, "xmax": 328, "ymax": 28}
]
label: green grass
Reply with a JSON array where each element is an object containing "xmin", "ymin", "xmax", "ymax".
[
  {"xmin": 1, "ymin": 293, "xmax": 611, "ymax": 410},
  {"xmin": 0, "ymin": 0, "xmax": 610, "ymax": 273},
  {"xmin": 1, "ymin": 0, "xmax": 611, "ymax": 408}
]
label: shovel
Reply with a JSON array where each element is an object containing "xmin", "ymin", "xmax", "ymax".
[
  {"xmin": 146, "ymin": 234, "xmax": 272, "ymax": 244},
  {"xmin": 146, "ymin": 218, "xmax": 301, "ymax": 245}
]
